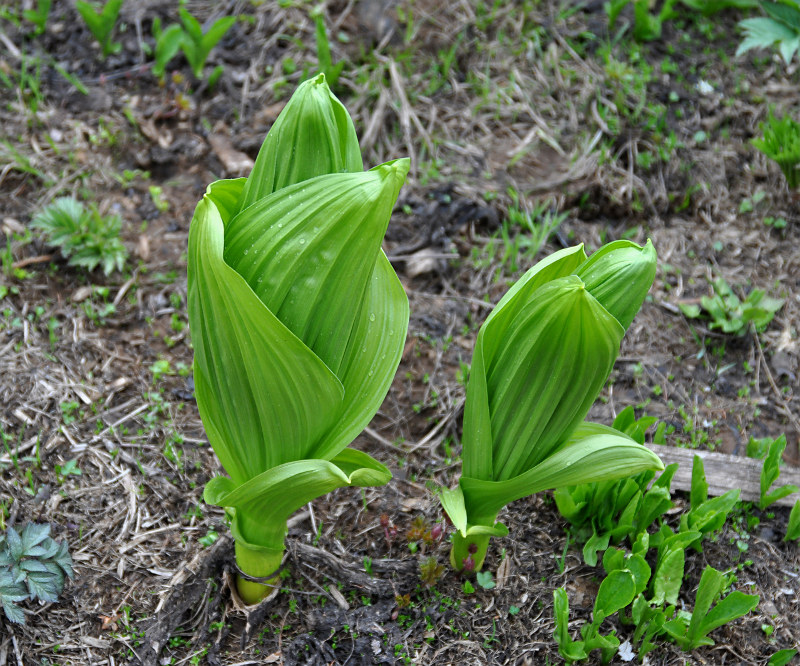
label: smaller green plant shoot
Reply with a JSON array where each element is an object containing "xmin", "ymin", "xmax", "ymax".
[
  {"xmin": 738, "ymin": 0, "xmax": 800, "ymax": 65},
  {"xmin": 661, "ymin": 566, "xmax": 759, "ymax": 650},
  {"xmin": 554, "ymin": 570, "xmax": 638, "ymax": 664},
  {"xmin": 751, "ymin": 110, "xmax": 800, "ymax": 189},
  {"xmin": 311, "ymin": 5, "xmax": 345, "ymax": 90},
  {"xmin": 679, "ymin": 455, "xmax": 740, "ymax": 551},
  {"xmin": 30, "ymin": 197, "xmax": 128, "ymax": 275},
  {"xmin": 439, "ymin": 240, "xmax": 663, "ymax": 573},
  {"xmin": 23, "ymin": 0, "xmax": 51, "ymax": 36},
  {"xmin": 786, "ymin": 500, "xmax": 800, "ymax": 541},
  {"xmin": 679, "ymin": 277, "xmax": 784, "ymax": 336},
  {"xmin": 189, "ymin": 75, "xmax": 408, "ymax": 604},
  {"xmin": 154, "ymin": 9, "xmax": 235, "ymax": 81},
  {"xmin": 75, "ymin": 0, "xmax": 124, "ymax": 59},
  {"xmin": 0, "ymin": 523, "xmax": 74, "ymax": 624},
  {"xmin": 759, "ymin": 434, "xmax": 799, "ymax": 510}
]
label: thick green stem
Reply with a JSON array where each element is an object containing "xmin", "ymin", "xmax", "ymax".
[
  {"xmin": 449, "ymin": 530, "xmax": 490, "ymax": 573},
  {"xmin": 234, "ymin": 538, "xmax": 284, "ymax": 604}
]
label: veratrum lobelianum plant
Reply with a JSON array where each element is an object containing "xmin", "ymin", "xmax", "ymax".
[
  {"xmin": 440, "ymin": 240, "xmax": 665, "ymax": 572},
  {"xmin": 188, "ymin": 74, "xmax": 409, "ymax": 604}
]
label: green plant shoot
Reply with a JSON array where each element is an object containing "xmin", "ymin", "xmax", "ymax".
[
  {"xmin": 176, "ymin": 9, "xmax": 235, "ymax": 79},
  {"xmin": 759, "ymin": 435, "xmax": 799, "ymax": 510},
  {"xmin": 30, "ymin": 197, "xmax": 128, "ymax": 275},
  {"xmin": 188, "ymin": 75, "xmax": 409, "ymax": 604},
  {"xmin": 751, "ymin": 110, "xmax": 800, "ymax": 189},
  {"xmin": 662, "ymin": 566, "xmax": 759, "ymax": 650},
  {"xmin": 440, "ymin": 240, "xmax": 664, "ymax": 572},
  {"xmin": 75, "ymin": 0, "xmax": 124, "ymax": 59}
]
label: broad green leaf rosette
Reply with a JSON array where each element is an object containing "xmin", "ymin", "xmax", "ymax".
[
  {"xmin": 440, "ymin": 240, "xmax": 664, "ymax": 572},
  {"xmin": 188, "ymin": 75, "xmax": 409, "ymax": 603}
]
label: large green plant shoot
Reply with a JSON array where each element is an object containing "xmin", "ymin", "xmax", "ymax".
[
  {"xmin": 188, "ymin": 75, "xmax": 409, "ymax": 603},
  {"xmin": 440, "ymin": 240, "xmax": 664, "ymax": 572}
]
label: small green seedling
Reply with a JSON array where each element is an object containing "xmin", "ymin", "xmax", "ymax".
[
  {"xmin": 679, "ymin": 277, "xmax": 784, "ymax": 336},
  {"xmin": 23, "ymin": 0, "xmax": 51, "ymax": 35},
  {"xmin": 0, "ymin": 523, "xmax": 74, "ymax": 624},
  {"xmin": 785, "ymin": 500, "xmax": 800, "ymax": 541},
  {"xmin": 661, "ymin": 565, "xmax": 759, "ymax": 650},
  {"xmin": 680, "ymin": 455, "xmax": 739, "ymax": 549},
  {"xmin": 76, "ymin": 0, "xmax": 124, "ymax": 59},
  {"xmin": 760, "ymin": 435, "xmax": 799, "ymax": 510},
  {"xmin": 769, "ymin": 648, "xmax": 799, "ymax": 666},
  {"xmin": 311, "ymin": 6, "xmax": 345, "ymax": 89},
  {"xmin": 751, "ymin": 110, "xmax": 800, "ymax": 188},
  {"xmin": 151, "ymin": 17, "xmax": 184, "ymax": 79},
  {"xmin": 554, "ymin": 570, "xmax": 637, "ymax": 664},
  {"xmin": 175, "ymin": 9, "xmax": 235, "ymax": 80},
  {"xmin": 738, "ymin": 1, "xmax": 800, "ymax": 65},
  {"xmin": 30, "ymin": 197, "xmax": 128, "ymax": 275},
  {"xmin": 649, "ymin": 526, "xmax": 701, "ymax": 606}
]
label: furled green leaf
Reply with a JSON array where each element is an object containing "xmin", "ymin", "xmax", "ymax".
[
  {"xmin": 459, "ymin": 425, "xmax": 663, "ymax": 522},
  {"xmin": 554, "ymin": 588, "xmax": 588, "ymax": 662},
  {"xmin": 575, "ymin": 239, "xmax": 657, "ymax": 330},
  {"xmin": 205, "ymin": 449, "xmax": 390, "ymax": 551},
  {"xmin": 239, "ymin": 74, "xmax": 363, "ymax": 208},
  {"xmin": 785, "ymin": 500, "xmax": 800, "ymax": 541}
]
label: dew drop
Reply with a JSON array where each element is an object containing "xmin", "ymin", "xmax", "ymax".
[
  {"xmin": 299, "ymin": 238, "xmax": 306, "ymax": 244},
  {"xmin": 369, "ymin": 313, "xmax": 376, "ymax": 322}
]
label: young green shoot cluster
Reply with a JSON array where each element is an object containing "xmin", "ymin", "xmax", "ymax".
[
  {"xmin": 31, "ymin": 196, "xmax": 128, "ymax": 275},
  {"xmin": 0, "ymin": 523, "xmax": 74, "ymax": 624},
  {"xmin": 188, "ymin": 75, "xmax": 409, "ymax": 604},
  {"xmin": 750, "ymin": 109, "xmax": 800, "ymax": 189},
  {"xmin": 439, "ymin": 240, "xmax": 664, "ymax": 572}
]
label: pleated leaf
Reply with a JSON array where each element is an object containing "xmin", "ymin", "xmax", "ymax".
[
  {"xmin": 575, "ymin": 239, "xmax": 657, "ymax": 330},
  {"xmin": 188, "ymin": 178, "xmax": 345, "ymax": 485},
  {"xmin": 238, "ymin": 73, "xmax": 363, "ymax": 208},
  {"xmin": 459, "ymin": 425, "xmax": 664, "ymax": 524},
  {"xmin": 224, "ymin": 160, "xmax": 409, "ymax": 379},
  {"xmin": 204, "ymin": 449, "xmax": 391, "ymax": 551},
  {"xmin": 486, "ymin": 276, "xmax": 625, "ymax": 480}
]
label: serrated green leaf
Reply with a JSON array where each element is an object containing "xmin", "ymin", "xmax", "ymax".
[
  {"xmin": 2, "ymin": 599, "xmax": 26, "ymax": 624},
  {"xmin": 20, "ymin": 523, "xmax": 50, "ymax": 553},
  {"xmin": 25, "ymin": 571, "xmax": 60, "ymax": 603},
  {"xmin": 5, "ymin": 527, "xmax": 23, "ymax": 562}
]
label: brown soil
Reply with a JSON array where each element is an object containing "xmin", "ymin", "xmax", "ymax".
[{"xmin": 0, "ymin": 1, "xmax": 798, "ymax": 664}]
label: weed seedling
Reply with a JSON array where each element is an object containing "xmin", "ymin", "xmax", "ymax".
[{"xmin": 76, "ymin": 0, "xmax": 124, "ymax": 59}]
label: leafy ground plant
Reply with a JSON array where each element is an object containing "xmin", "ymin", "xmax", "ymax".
[
  {"xmin": 178, "ymin": 8, "xmax": 235, "ymax": 80},
  {"xmin": 662, "ymin": 566, "xmax": 759, "ymax": 649},
  {"xmin": 738, "ymin": 0, "xmax": 800, "ymax": 65},
  {"xmin": 0, "ymin": 523, "xmax": 74, "ymax": 624},
  {"xmin": 440, "ymin": 240, "xmax": 663, "ymax": 572},
  {"xmin": 30, "ymin": 196, "xmax": 128, "ymax": 275},
  {"xmin": 679, "ymin": 276, "xmax": 784, "ymax": 335},
  {"xmin": 554, "ymin": 569, "xmax": 639, "ymax": 664},
  {"xmin": 75, "ymin": 0, "xmax": 124, "ymax": 59},
  {"xmin": 188, "ymin": 75, "xmax": 409, "ymax": 603},
  {"xmin": 23, "ymin": 0, "xmax": 51, "ymax": 36},
  {"xmin": 751, "ymin": 109, "xmax": 800, "ymax": 188}
]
